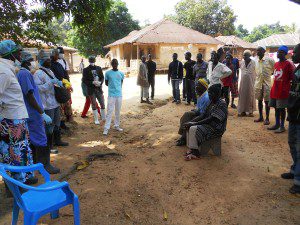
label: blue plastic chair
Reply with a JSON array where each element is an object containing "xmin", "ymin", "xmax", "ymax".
[{"xmin": 0, "ymin": 163, "xmax": 80, "ymax": 225}]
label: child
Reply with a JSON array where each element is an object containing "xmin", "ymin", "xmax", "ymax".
[{"xmin": 103, "ymin": 59, "xmax": 124, "ymax": 135}]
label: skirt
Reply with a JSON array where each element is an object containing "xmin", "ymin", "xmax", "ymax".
[{"xmin": 0, "ymin": 118, "xmax": 34, "ymax": 182}]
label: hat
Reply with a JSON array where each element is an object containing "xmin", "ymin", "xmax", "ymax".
[
  {"xmin": 0, "ymin": 40, "xmax": 19, "ymax": 57},
  {"xmin": 20, "ymin": 51, "xmax": 33, "ymax": 63},
  {"xmin": 88, "ymin": 55, "xmax": 96, "ymax": 61},
  {"xmin": 197, "ymin": 78, "xmax": 208, "ymax": 90},
  {"xmin": 258, "ymin": 45, "xmax": 266, "ymax": 51},
  {"xmin": 51, "ymin": 49, "xmax": 59, "ymax": 56},
  {"xmin": 278, "ymin": 45, "xmax": 289, "ymax": 54},
  {"xmin": 243, "ymin": 50, "xmax": 252, "ymax": 55}
]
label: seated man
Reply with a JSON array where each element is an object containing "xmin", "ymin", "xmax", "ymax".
[
  {"xmin": 176, "ymin": 78, "xmax": 210, "ymax": 146},
  {"xmin": 184, "ymin": 84, "xmax": 228, "ymax": 160}
]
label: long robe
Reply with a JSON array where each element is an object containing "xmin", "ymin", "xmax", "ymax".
[{"xmin": 238, "ymin": 59, "xmax": 257, "ymax": 114}]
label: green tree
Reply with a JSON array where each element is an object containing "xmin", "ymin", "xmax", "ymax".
[
  {"xmin": 235, "ymin": 24, "xmax": 249, "ymax": 38},
  {"xmin": 68, "ymin": 0, "xmax": 140, "ymax": 57},
  {"xmin": 245, "ymin": 22, "xmax": 297, "ymax": 43},
  {"xmin": 0, "ymin": 0, "xmax": 112, "ymax": 46},
  {"xmin": 170, "ymin": 0, "xmax": 237, "ymax": 36}
]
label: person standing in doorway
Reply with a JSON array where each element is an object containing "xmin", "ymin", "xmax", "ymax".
[
  {"xmin": 82, "ymin": 56, "xmax": 106, "ymax": 124},
  {"xmin": 79, "ymin": 58, "xmax": 84, "ymax": 73},
  {"xmin": 168, "ymin": 53, "xmax": 183, "ymax": 104},
  {"xmin": 137, "ymin": 55, "xmax": 152, "ymax": 104},
  {"xmin": 103, "ymin": 59, "xmax": 124, "ymax": 136},
  {"xmin": 184, "ymin": 52, "xmax": 196, "ymax": 105},
  {"xmin": 254, "ymin": 46, "xmax": 275, "ymax": 125},
  {"xmin": 193, "ymin": 53, "xmax": 208, "ymax": 80},
  {"xmin": 268, "ymin": 45, "xmax": 294, "ymax": 133},
  {"xmin": 146, "ymin": 54, "xmax": 156, "ymax": 100}
]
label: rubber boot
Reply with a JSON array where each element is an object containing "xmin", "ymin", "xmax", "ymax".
[
  {"xmin": 93, "ymin": 109, "xmax": 100, "ymax": 125},
  {"xmin": 100, "ymin": 109, "xmax": 106, "ymax": 121},
  {"xmin": 54, "ymin": 129, "xmax": 69, "ymax": 147},
  {"xmin": 39, "ymin": 146, "xmax": 60, "ymax": 174},
  {"xmin": 47, "ymin": 133, "xmax": 58, "ymax": 154}
]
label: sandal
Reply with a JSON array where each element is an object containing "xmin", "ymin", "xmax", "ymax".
[{"xmin": 185, "ymin": 153, "xmax": 200, "ymax": 161}]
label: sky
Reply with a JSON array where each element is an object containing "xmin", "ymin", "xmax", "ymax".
[{"xmin": 123, "ymin": 0, "xmax": 300, "ymax": 31}]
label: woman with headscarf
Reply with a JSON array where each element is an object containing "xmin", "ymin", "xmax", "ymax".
[
  {"xmin": 0, "ymin": 40, "xmax": 36, "ymax": 184},
  {"xmin": 184, "ymin": 84, "xmax": 228, "ymax": 160},
  {"xmin": 238, "ymin": 50, "xmax": 257, "ymax": 117},
  {"xmin": 176, "ymin": 78, "xmax": 210, "ymax": 146}
]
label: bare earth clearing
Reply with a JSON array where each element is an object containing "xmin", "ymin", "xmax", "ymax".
[{"xmin": 1, "ymin": 74, "xmax": 300, "ymax": 225}]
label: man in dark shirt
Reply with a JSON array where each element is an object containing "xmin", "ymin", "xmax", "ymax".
[
  {"xmin": 193, "ymin": 53, "xmax": 208, "ymax": 80},
  {"xmin": 51, "ymin": 49, "xmax": 69, "ymax": 81},
  {"xmin": 146, "ymin": 54, "xmax": 157, "ymax": 100},
  {"xmin": 184, "ymin": 52, "xmax": 196, "ymax": 105},
  {"xmin": 168, "ymin": 53, "xmax": 183, "ymax": 104},
  {"xmin": 282, "ymin": 43, "xmax": 300, "ymax": 194},
  {"xmin": 82, "ymin": 56, "xmax": 105, "ymax": 124}
]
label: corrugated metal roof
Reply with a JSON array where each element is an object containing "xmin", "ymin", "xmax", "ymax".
[
  {"xmin": 254, "ymin": 33, "xmax": 300, "ymax": 48},
  {"xmin": 215, "ymin": 35, "xmax": 256, "ymax": 49},
  {"xmin": 105, "ymin": 19, "xmax": 223, "ymax": 48}
]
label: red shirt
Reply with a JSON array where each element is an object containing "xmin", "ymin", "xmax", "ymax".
[
  {"xmin": 270, "ymin": 60, "xmax": 294, "ymax": 99},
  {"xmin": 221, "ymin": 64, "xmax": 233, "ymax": 87}
]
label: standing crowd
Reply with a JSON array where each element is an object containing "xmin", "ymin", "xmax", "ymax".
[
  {"xmin": 172, "ymin": 44, "xmax": 300, "ymax": 194},
  {"xmin": 0, "ymin": 38, "xmax": 300, "ymax": 195},
  {"xmin": 0, "ymin": 40, "xmax": 125, "ymax": 188}
]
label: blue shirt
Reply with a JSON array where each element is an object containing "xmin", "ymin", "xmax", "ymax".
[
  {"xmin": 17, "ymin": 68, "xmax": 47, "ymax": 147},
  {"xmin": 196, "ymin": 91, "xmax": 210, "ymax": 115},
  {"xmin": 105, "ymin": 70, "xmax": 124, "ymax": 97}
]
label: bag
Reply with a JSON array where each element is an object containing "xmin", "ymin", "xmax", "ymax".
[{"xmin": 39, "ymin": 68, "xmax": 71, "ymax": 104}]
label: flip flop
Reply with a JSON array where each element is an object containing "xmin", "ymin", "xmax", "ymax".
[{"xmin": 185, "ymin": 153, "xmax": 200, "ymax": 161}]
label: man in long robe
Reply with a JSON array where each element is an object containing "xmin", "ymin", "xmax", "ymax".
[{"xmin": 238, "ymin": 50, "xmax": 257, "ymax": 116}]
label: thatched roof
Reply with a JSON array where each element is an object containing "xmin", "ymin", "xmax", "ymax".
[
  {"xmin": 215, "ymin": 35, "xmax": 256, "ymax": 49},
  {"xmin": 105, "ymin": 19, "xmax": 222, "ymax": 48},
  {"xmin": 254, "ymin": 33, "xmax": 300, "ymax": 48}
]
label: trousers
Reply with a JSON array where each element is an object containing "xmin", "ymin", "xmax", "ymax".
[
  {"xmin": 186, "ymin": 79, "xmax": 196, "ymax": 104},
  {"xmin": 171, "ymin": 79, "xmax": 180, "ymax": 101},
  {"xmin": 104, "ymin": 97, "xmax": 122, "ymax": 130},
  {"xmin": 289, "ymin": 122, "xmax": 300, "ymax": 186}
]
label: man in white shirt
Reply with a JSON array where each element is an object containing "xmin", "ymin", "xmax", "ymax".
[{"xmin": 207, "ymin": 48, "xmax": 232, "ymax": 86}]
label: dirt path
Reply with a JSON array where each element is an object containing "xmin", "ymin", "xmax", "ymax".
[{"xmin": 1, "ymin": 74, "xmax": 300, "ymax": 225}]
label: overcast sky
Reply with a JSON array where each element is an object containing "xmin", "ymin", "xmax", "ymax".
[{"xmin": 123, "ymin": 0, "xmax": 300, "ymax": 31}]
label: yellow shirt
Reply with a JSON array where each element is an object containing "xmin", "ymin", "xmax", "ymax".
[{"xmin": 255, "ymin": 56, "xmax": 275, "ymax": 89}]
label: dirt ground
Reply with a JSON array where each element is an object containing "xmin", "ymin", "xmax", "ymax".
[{"xmin": 1, "ymin": 74, "xmax": 300, "ymax": 225}]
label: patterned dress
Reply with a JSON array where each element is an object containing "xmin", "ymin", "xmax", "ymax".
[
  {"xmin": 195, "ymin": 99, "xmax": 228, "ymax": 144},
  {"xmin": 0, "ymin": 119, "xmax": 34, "ymax": 182}
]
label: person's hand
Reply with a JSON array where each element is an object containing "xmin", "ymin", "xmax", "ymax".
[
  {"xmin": 183, "ymin": 122, "xmax": 196, "ymax": 130},
  {"xmin": 41, "ymin": 113, "xmax": 52, "ymax": 125},
  {"xmin": 51, "ymin": 78, "xmax": 59, "ymax": 85},
  {"xmin": 57, "ymin": 80, "xmax": 63, "ymax": 87}
]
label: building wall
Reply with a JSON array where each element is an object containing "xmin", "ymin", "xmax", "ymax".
[
  {"xmin": 109, "ymin": 43, "xmax": 219, "ymax": 74},
  {"xmin": 158, "ymin": 43, "xmax": 218, "ymax": 68}
]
